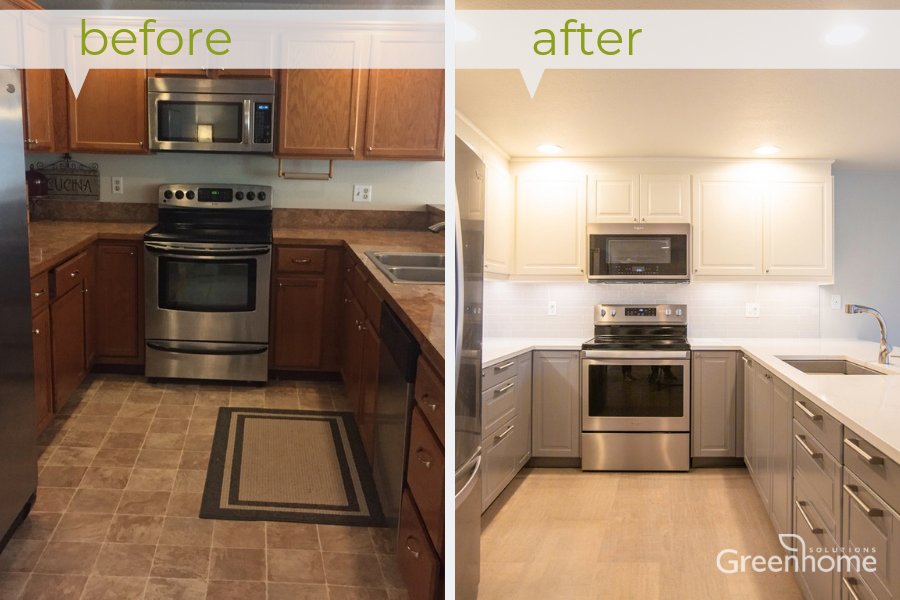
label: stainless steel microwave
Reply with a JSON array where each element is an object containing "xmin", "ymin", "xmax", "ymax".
[
  {"xmin": 587, "ymin": 223, "xmax": 691, "ymax": 283},
  {"xmin": 148, "ymin": 78, "xmax": 275, "ymax": 154}
]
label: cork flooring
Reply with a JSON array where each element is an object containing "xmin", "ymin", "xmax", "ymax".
[
  {"xmin": 0, "ymin": 374, "xmax": 409, "ymax": 600},
  {"xmin": 479, "ymin": 468, "xmax": 804, "ymax": 600}
]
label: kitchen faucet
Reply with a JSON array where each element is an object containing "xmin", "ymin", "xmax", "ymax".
[
  {"xmin": 846, "ymin": 304, "xmax": 893, "ymax": 365},
  {"xmin": 428, "ymin": 221, "xmax": 445, "ymax": 233}
]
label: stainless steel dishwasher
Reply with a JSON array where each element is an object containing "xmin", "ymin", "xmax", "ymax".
[{"xmin": 373, "ymin": 304, "xmax": 420, "ymax": 534}]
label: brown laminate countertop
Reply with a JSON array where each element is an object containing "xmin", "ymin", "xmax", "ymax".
[{"xmin": 28, "ymin": 221, "xmax": 446, "ymax": 377}]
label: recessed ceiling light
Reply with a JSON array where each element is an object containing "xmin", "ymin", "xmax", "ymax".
[
  {"xmin": 753, "ymin": 145, "xmax": 780, "ymax": 155},
  {"xmin": 536, "ymin": 144, "xmax": 564, "ymax": 154},
  {"xmin": 821, "ymin": 23, "xmax": 866, "ymax": 46},
  {"xmin": 456, "ymin": 19, "xmax": 480, "ymax": 43}
]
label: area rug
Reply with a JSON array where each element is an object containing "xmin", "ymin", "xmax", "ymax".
[{"xmin": 200, "ymin": 408, "xmax": 384, "ymax": 527}]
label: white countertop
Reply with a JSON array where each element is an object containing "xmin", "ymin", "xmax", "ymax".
[{"xmin": 483, "ymin": 336, "xmax": 900, "ymax": 464}]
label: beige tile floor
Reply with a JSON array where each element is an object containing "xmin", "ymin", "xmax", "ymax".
[
  {"xmin": 479, "ymin": 468, "xmax": 804, "ymax": 600},
  {"xmin": 0, "ymin": 374, "xmax": 409, "ymax": 600}
]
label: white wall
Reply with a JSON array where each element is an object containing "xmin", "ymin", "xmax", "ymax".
[
  {"xmin": 819, "ymin": 171, "xmax": 900, "ymax": 345},
  {"xmin": 27, "ymin": 152, "xmax": 444, "ymax": 211}
]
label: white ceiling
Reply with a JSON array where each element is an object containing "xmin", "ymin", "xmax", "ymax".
[{"xmin": 456, "ymin": 69, "xmax": 900, "ymax": 170}]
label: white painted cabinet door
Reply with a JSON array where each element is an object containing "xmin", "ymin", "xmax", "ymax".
[
  {"xmin": 588, "ymin": 174, "xmax": 639, "ymax": 223},
  {"xmin": 764, "ymin": 179, "xmax": 833, "ymax": 278},
  {"xmin": 640, "ymin": 174, "xmax": 692, "ymax": 224},
  {"xmin": 515, "ymin": 176, "xmax": 586, "ymax": 277},
  {"xmin": 483, "ymin": 163, "xmax": 514, "ymax": 276},
  {"xmin": 692, "ymin": 179, "xmax": 764, "ymax": 276}
]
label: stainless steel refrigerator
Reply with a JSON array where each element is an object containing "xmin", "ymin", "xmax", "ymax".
[
  {"xmin": 455, "ymin": 136, "xmax": 484, "ymax": 599},
  {"xmin": 0, "ymin": 69, "xmax": 39, "ymax": 550}
]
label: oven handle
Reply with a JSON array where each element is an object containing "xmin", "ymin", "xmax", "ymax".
[
  {"xmin": 147, "ymin": 341, "xmax": 268, "ymax": 356},
  {"xmin": 145, "ymin": 243, "xmax": 271, "ymax": 257},
  {"xmin": 581, "ymin": 350, "xmax": 691, "ymax": 360}
]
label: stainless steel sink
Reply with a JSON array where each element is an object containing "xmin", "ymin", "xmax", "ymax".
[
  {"xmin": 778, "ymin": 357, "xmax": 895, "ymax": 376},
  {"xmin": 365, "ymin": 251, "xmax": 445, "ymax": 285}
]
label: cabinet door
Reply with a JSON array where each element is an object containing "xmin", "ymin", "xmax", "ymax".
[
  {"xmin": 532, "ymin": 351, "xmax": 580, "ymax": 458},
  {"xmin": 640, "ymin": 174, "xmax": 691, "ymax": 224},
  {"xmin": 589, "ymin": 174, "xmax": 639, "ymax": 223},
  {"xmin": 483, "ymin": 162, "xmax": 512, "ymax": 275},
  {"xmin": 515, "ymin": 352, "xmax": 533, "ymax": 469},
  {"xmin": 771, "ymin": 377, "xmax": 793, "ymax": 536},
  {"xmin": 751, "ymin": 366, "xmax": 774, "ymax": 512},
  {"xmin": 51, "ymin": 285, "xmax": 86, "ymax": 411},
  {"xmin": 68, "ymin": 69, "xmax": 148, "ymax": 153},
  {"xmin": 515, "ymin": 176, "xmax": 587, "ymax": 278},
  {"xmin": 22, "ymin": 69, "xmax": 54, "ymax": 152},
  {"xmin": 277, "ymin": 69, "xmax": 363, "ymax": 158},
  {"xmin": 363, "ymin": 69, "xmax": 444, "ymax": 160},
  {"xmin": 272, "ymin": 277, "xmax": 326, "ymax": 369},
  {"xmin": 691, "ymin": 351, "xmax": 737, "ymax": 458},
  {"xmin": 692, "ymin": 179, "xmax": 764, "ymax": 276},
  {"xmin": 764, "ymin": 180, "xmax": 833, "ymax": 278},
  {"xmin": 83, "ymin": 245, "xmax": 96, "ymax": 369},
  {"xmin": 843, "ymin": 470, "xmax": 900, "ymax": 600},
  {"xmin": 340, "ymin": 284, "xmax": 365, "ymax": 411},
  {"xmin": 743, "ymin": 356, "xmax": 755, "ymax": 474},
  {"xmin": 357, "ymin": 321, "xmax": 380, "ymax": 464},
  {"xmin": 32, "ymin": 309, "xmax": 53, "ymax": 434},
  {"xmin": 95, "ymin": 242, "xmax": 141, "ymax": 360},
  {"xmin": 483, "ymin": 414, "xmax": 519, "ymax": 512}
]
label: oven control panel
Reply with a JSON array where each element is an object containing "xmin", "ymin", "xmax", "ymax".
[
  {"xmin": 594, "ymin": 304, "xmax": 686, "ymax": 325},
  {"xmin": 158, "ymin": 184, "xmax": 272, "ymax": 210}
]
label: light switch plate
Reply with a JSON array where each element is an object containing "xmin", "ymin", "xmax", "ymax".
[
  {"xmin": 745, "ymin": 303, "xmax": 760, "ymax": 318},
  {"xmin": 832, "ymin": 295, "xmax": 842, "ymax": 310},
  {"xmin": 353, "ymin": 185, "xmax": 372, "ymax": 203},
  {"xmin": 548, "ymin": 301, "xmax": 557, "ymax": 316},
  {"xmin": 112, "ymin": 177, "xmax": 124, "ymax": 194}
]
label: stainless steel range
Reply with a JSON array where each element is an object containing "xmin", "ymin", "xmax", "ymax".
[
  {"xmin": 581, "ymin": 304, "xmax": 691, "ymax": 471},
  {"xmin": 144, "ymin": 184, "xmax": 273, "ymax": 383}
]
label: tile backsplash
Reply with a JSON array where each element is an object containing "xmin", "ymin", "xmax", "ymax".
[{"xmin": 483, "ymin": 281, "xmax": 821, "ymax": 340}]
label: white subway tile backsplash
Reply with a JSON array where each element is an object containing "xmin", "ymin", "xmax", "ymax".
[{"xmin": 483, "ymin": 281, "xmax": 821, "ymax": 339}]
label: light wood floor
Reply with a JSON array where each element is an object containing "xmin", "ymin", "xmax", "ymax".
[{"xmin": 479, "ymin": 468, "xmax": 804, "ymax": 600}]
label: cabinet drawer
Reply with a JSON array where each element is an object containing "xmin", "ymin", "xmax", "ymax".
[
  {"xmin": 351, "ymin": 265, "xmax": 368, "ymax": 300},
  {"xmin": 31, "ymin": 272, "xmax": 50, "ymax": 314},
  {"xmin": 482, "ymin": 376, "xmax": 516, "ymax": 438},
  {"xmin": 365, "ymin": 282, "xmax": 382, "ymax": 332},
  {"xmin": 794, "ymin": 390, "xmax": 843, "ymax": 460},
  {"xmin": 53, "ymin": 251, "xmax": 90, "ymax": 297},
  {"xmin": 793, "ymin": 482, "xmax": 840, "ymax": 600},
  {"xmin": 407, "ymin": 407, "xmax": 444, "ymax": 554},
  {"xmin": 844, "ymin": 428, "xmax": 900, "ymax": 514},
  {"xmin": 482, "ymin": 358, "xmax": 518, "ymax": 391},
  {"xmin": 794, "ymin": 420, "xmax": 842, "ymax": 542},
  {"xmin": 482, "ymin": 414, "xmax": 519, "ymax": 512},
  {"xmin": 398, "ymin": 489, "xmax": 440, "ymax": 600},
  {"xmin": 276, "ymin": 247, "xmax": 326, "ymax": 273},
  {"xmin": 414, "ymin": 356, "xmax": 444, "ymax": 446}
]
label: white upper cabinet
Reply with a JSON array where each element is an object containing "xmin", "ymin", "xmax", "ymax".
[
  {"xmin": 483, "ymin": 163, "xmax": 514, "ymax": 276},
  {"xmin": 589, "ymin": 174, "xmax": 639, "ymax": 223},
  {"xmin": 640, "ymin": 174, "xmax": 692, "ymax": 223},
  {"xmin": 692, "ymin": 179, "xmax": 764, "ymax": 276},
  {"xmin": 589, "ymin": 172, "xmax": 691, "ymax": 224},
  {"xmin": 515, "ymin": 175, "xmax": 587, "ymax": 278},
  {"xmin": 764, "ymin": 179, "xmax": 833, "ymax": 277}
]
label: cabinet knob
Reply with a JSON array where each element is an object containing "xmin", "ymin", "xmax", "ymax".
[
  {"xmin": 694, "ymin": 269, "xmax": 698, "ymax": 274},
  {"xmin": 368, "ymin": 147, "xmax": 373, "ymax": 152},
  {"xmin": 70, "ymin": 270, "xmax": 79, "ymax": 278},
  {"xmin": 343, "ymin": 298, "xmax": 350, "ymax": 304},
  {"xmin": 642, "ymin": 218, "xmax": 646, "ymax": 221},
  {"xmin": 33, "ymin": 328, "xmax": 39, "ymax": 335},
  {"xmin": 415, "ymin": 449, "xmax": 432, "ymax": 469},
  {"xmin": 421, "ymin": 394, "xmax": 438, "ymax": 412},
  {"xmin": 130, "ymin": 251, "xmax": 135, "ymax": 256},
  {"xmin": 33, "ymin": 289, "xmax": 46, "ymax": 297},
  {"xmin": 292, "ymin": 259, "xmax": 311, "ymax": 264},
  {"xmin": 139, "ymin": 141, "xmax": 143, "ymax": 148},
  {"xmin": 350, "ymin": 146, "xmax": 355, "ymax": 152},
  {"xmin": 405, "ymin": 537, "xmax": 420, "ymax": 559},
  {"xmin": 634, "ymin": 218, "xmax": 637, "ymax": 222},
  {"xmin": 83, "ymin": 288, "xmax": 88, "ymax": 294},
  {"xmin": 278, "ymin": 282, "xmax": 283, "ymax": 287},
  {"xmin": 766, "ymin": 269, "xmax": 770, "ymax": 274}
]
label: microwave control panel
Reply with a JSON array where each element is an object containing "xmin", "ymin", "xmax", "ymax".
[
  {"xmin": 612, "ymin": 265, "xmax": 661, "ymax": 276},
  {"xmin": 254, "ymin": 103, "xmax": 273, "ymax": 144}
]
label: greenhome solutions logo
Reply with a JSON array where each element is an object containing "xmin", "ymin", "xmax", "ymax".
[{"xmin": 717, "ymin": 535, "xmax": 877, "ymax": 574}]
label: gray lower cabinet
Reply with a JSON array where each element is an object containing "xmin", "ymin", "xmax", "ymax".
[
  {"xmin": 515, "ymin": 352, "xmax": 533, "ymax": 469},
  {"xmin": 772, "ymin": 376, "xmax": 794, "ymax": 537},
  {"xmin": 482, "ymin": 412, "xmax": 519, "ymax": 512},
  {"xmin": 532, "ymin": 350, "xmax": 581, "ymax": 459},
  {"xmin": 691, "ymin": 351, "xmax": 738, "ymax": 458}
]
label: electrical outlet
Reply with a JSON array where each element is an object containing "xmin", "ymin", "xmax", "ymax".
[
  {"xmin": 745, "ymin": 303, "xmax": 760, "ymax": 318},
  {"xmin": 112, "ymin": 177, "xmax": 124, "ymax": 194},
  {"xmin": 353, "ymin": 185, "xmax": 372, "ymax": 203},
  {"xmin": 548, "ymin": 301, "xmax": 557, "ymax": 316},
  {"xmin": 832, "ymin": 294, "xmax": 842, "ymax": 310}
]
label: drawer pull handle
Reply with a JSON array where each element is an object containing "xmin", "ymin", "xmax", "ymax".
[
  {"xmin": 844, "ymin": 484, "xmax": 884, "ymax": 518},
  {"xmin": 842, "ymin": 577, "xmax": 862, "ymax": 600},
  {"xmin": 405, "ymin": 536, "xmax": 420, "ymax": 559},
  {"xmin": 70, "ymin": 270, "xmax": 79, "ymax": 278},
  {"xmin": 795, "ymin": 500, "xmax": 823, "ymax": 534},
  {"xmin": 795, "ymin": 400, "xmax": 823, "ymax": 421},
  {"xmin": 494, "ymin": 361, "xmax": 515, "ymax": 372},
  {"xmin": 292, "ymin": 258, "xmax": 312, "ymax": 264},
  {"xmin": 33, "ymin": 289, "xmax": 46, "ymax": 297},
  {"xmin": 421, "ymin": 394, "xmax": 438, "ymax": 412},
  {"xmin": 494, "ymin": 424, "xmax": 514, "ymax": 442},
  {"xmin": 844, "ymin": 438, "xmax": 884, "ymax": 465},
  {"xmin": 495, "ymin": 382, "xmax": 515, "ymax": 395},
  {"xmin": 794, "ymin": 435, "xmax": 822, "ymax": 459},
  {"xmin": 741, "ymin": 356, "xmax": 749, "ymax": 364},
  {"xmin": 415, "ymin": 449, "xmax": 432, "ymax": 469}
]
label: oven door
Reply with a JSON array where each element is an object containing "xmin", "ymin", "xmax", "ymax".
[
  {"xmin": 581, "ymin": 351, "xmax": 691, "ymax": 432},
  {"xmin": 145, "ymin": 242, "xmax": 271, "ymax": 344}
]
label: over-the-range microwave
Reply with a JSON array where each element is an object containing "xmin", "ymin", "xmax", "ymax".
[
  {"xmin": 148, "ymin": 78, "xmax": 275, "ymax": 154},
  {"xmin": 587, "ymin": 223, "xmax": 691, "ymax": 283}
]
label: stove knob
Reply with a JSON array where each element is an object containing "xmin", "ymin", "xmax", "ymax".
[
  {"xmin": 258, "ymin": 191, "xmax": 267, "ymax": 201},
  {"xmin": 163, "ymin": 190, "xmax": 173, "ymax": 200},
  {"xmin": 175, "ymin": 190, "xmax": 184, "ymax": 200},
  {"xmin": 600, "ymin": 309, "xmax": 606, "ymax": 317},
  {"xmin": 666, "ymin": 309, "xmax": 672, "ymax": 316},
  {"xmin": 246, "ymin": 191, "xmax": 256, "ymax": 201},
  {"xmin": 186, "ymin": 190, "xmax": 195, "ymax": 200},
  {"xmin": 235, "ymin": 191, "xmax": 244, "ymax": 201},
  {"xmin": 676, "ymin": 309, "xmax": 683, "ymax": 316},
  {"xmin": 610, "ymin": 309, "xmax": 617, "ymax": 317}
]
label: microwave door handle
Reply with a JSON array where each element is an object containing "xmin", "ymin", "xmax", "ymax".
[{"xmin": 243, "ymin": 98, "xmax": 253, "ymax": 146}]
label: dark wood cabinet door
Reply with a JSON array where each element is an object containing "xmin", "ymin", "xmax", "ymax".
[
  {"xmin": 68, "ymin": 69, "xmax": 148, "ymax": 153},
  {"xmin": 22, "ymin": 69, "xmax": 54, "ymax": 152},
  {"xmin": 398, "ymin": 489, "xmax": 440, "ymax": 600},
  {"xmin": 357, "ymin": 322, "xmax": 381, "ymax": 464},
  {"xmin": 96, "ymin": 242, "xmax": 141, "ymax": 360},
  {"xmin": 277, "ymin": 69, "xmax": 363, "ymax": 158},
  {"xmin": 51, "ymin": 285, "xmax": 86, "ymax": 412},
  {"xmin": 83, "ymin": 245, "xmax": 96, "ymax": 369},
  {"xmin": 271, "ymin": 277, "xmax": 326, "ymax": 369},
  {"xmin": 364, "ymin": 69, "xmax": 444, "ymax": 160},
  {"xmin": 340, "ymin": 284, "xmax": 365, "ymax": 412},
  {"xmin": 32, "ymin": 309, "xmax": 53, "ymax": 434}
]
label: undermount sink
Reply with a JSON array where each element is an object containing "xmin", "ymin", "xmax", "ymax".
[
  {"xmin": 778, "ymin": 357, "xmax": 896, "ymax": 376},
  {"xmin": 365, "ymin": 251, "xmax": 445, "ymax": 285}
]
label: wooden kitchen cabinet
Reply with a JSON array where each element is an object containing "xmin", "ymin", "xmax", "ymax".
[
  {"xmin": 68, "ymin": 69, "xmax": 148, "ymax": 153},
  {"xmin": 364, "ymin": 69, "xmax": 444, "ymax": 160},
  {"xmin": 357, "ymin": 321, "xmax": 381, "ymax": 462},
  {"xmin": 398, "ymin": 488, "xmax": 441, "ymax": 600},
  {"xmin": 272, "ymin": 277, "xmax": 326, "ymax": 369},
  {"xmin": 32, "ymin": 309, "xmax": 53, "ymax": 434},
  {"xmin": 21, "ymin": 70, "xmax": 55, "ymax": 152},
  {"xmin": 340, "ymin": 283, "xmax": 366, "ymax": 411},
  {"xmin": 83, "ymin": 245, "xmax": 96, "ymax": 369},
  {"xmin": 532, "ymin": 350, "xmax": 581, "ymax": 459},
  {"xmin": 95, "ymin": 242, "xmax": 143, "ymax": 363},
  {"xmin": 515, "ymin": 175, "xmax": 586, "ymax": 278},
  {"xmin": 691, "ymin": 351, "xmax": 738, "ymax": 458},
  {"xmin": 50, "ymin": 284, "xmax": 86, "ymax": 411}
]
